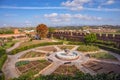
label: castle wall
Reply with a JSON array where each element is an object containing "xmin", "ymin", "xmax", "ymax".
[{"xmin": 49, "ymin": 31, "xmax": 120, "ymax": 48}]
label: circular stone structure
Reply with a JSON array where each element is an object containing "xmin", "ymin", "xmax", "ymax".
[{"xmin": 55, "ymin": 49, "xmax": 79, "ymax": 61}]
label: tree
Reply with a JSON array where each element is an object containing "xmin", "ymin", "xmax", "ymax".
[
  {"xmin": 49, "ymin": 27, "xmax": 55, "ymax": 33},
  {"xmin": 84, "ymin": 33, "xmax": 97, "ymax": 44},
  {"xmin": 36, "ymin": 24, "xmax": 48, "ymax": 38}
]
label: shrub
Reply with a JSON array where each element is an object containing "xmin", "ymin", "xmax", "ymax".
[
  {"xmin": 77, "ymin": 45, "xmax": 99, "ymax": 52},
  {"xmin": 84, "ymin": 33, "xmax": 97, "ymax": 44},
  {"xmin": 12, "ymin": 72, "xmax": 120, "ymax": 80}
]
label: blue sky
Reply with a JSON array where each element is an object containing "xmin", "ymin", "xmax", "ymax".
[{"xmin": 0, "ymin": 0, "xmax": 120, "ymax": 27}]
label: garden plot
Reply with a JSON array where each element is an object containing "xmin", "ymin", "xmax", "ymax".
[
  {"xmin": 16, "ymin": 60, "xmax": 51, "ymax": 74},
  {"xmin": 77, "ymin": 45, "xmax": 99, "ymax": 52},
  {"xmin": 52, "ymin": 65, "xmax": 79, "ymax": 76},
  {"xmin": 20, "ymin": 51, "xmax": 46, "ymax": 58},
  {"xmin": 89, "ymin": 52, "xmax": 118, "ymax": 60},
  {"xmin": 82, "ymin": 60, "xmax": 120, "ymax": 74}
]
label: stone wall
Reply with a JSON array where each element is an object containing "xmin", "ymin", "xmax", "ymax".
[{"xmin": 48, "ymin": 31, "xmax": 120, "ymax": 47}]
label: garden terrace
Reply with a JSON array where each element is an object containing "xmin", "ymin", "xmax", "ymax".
[
  {"xmin": 20, "ymin": 51, "xmax": 46, "ymax": 59},
  {"xmin": 16, "ymin": 60, "xmax": 51, "ymax": 75},
  {"xmin": 82, "ymin": 60, "xmax": 120, "ymax": 74},
  {"xmin": 52, "ymin": 65, "xmax": 79, "ymax": 76}
]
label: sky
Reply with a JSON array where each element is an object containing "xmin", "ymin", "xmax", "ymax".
[{"xmin": 0, "ymin": 0, "xmax": 120, "ymax": 27}]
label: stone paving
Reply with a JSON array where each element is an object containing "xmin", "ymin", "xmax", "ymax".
[{"xmin": 2, "ymin": 45, "xmax": 120, "ymax": 80}]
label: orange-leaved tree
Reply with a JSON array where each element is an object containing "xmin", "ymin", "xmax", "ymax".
[{"xmin": 36, "ymin": 24, "xmax": 48, "ymax": 38}]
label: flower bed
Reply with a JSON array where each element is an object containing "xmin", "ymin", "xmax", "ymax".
[{"xmin": 16, "ymin": 60, "xmax": 51, "ymax": 74}]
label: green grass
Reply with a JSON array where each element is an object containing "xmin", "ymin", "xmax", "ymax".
[
  {"xmin": 90, "ymin": 52, "xmax": 117, "ymax": 60},
  {"xmin": 3, "ymin": 40, "xmax": 18, "ymax": 49},
  {"xmin": 77, "ymin": 45, "xmax": 99, "ymax": 52},
  {"xmin": 38, "ymin": 60, "xmax": 47, "ymax": 63},
  {"xmin": 0, "ymin": 54, "xmax": 7, "ymax": 70},
  {"xmin": 15, "ymin": 61, "xmax": 29, "ymax": 67}
]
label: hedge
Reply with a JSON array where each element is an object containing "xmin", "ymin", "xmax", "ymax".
[
  {"xmin": 0, "ymin": 47, "xmax": 7, "ymax": 80},
  {"xmin": 0, "ymin": 47, "xmax": 6, "ymax": 57},
  {"xmin": 13, "ymin": 71, "xmax": 120, "ymax": 80},
  {"xmin": 9, "ymin": 42, "xmax": 63, "ymax": 55},
  {"xmin": 95, "ymin": 44, "xmax": 120, "ymax": 54},
  {"xmin": 0, "ymin": 54, "xmax": 7, "ymax": 70},
  {"xmin": 95, "ymin": 40, "xmax": 117, "ymax": 48}
]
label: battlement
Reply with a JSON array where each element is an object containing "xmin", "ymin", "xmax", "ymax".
[{"xmin": 49, "ymin": 31, "xmax": 120, "ymax": 46}]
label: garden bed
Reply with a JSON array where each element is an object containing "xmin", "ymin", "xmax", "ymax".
[
  {"xmin": 82, "ymin": 60, "xmax": 120, "ymax": 74},
  {"xmin": 77, "ymin": 45, "xmax": 99, "ymax": 52},
  {"xmin": 20, "ymin": 51, "xmax": 46, "ymax": 58},
  {"xmin": 52, "ymin": 65, "xmax": 79, "ymax": 76},
  {"xmin": 89, "ymin": 52, "xmax": 117, "ymax": 60},
  {"xmin": 16, "ymin": 60, "xmax": 51, "ymax": 74}
]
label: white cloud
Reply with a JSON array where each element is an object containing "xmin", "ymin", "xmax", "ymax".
[
  {"xmin": 44, "ymin": 13, "xmax": 102, "ymax": 22},
  {"xmin": 44, "ymin": 13, "xmax": 58, "ymax": 18},
  {"xmin": 25, "ymin": 20, "xmax": 30, "ymax": 24},
  {"xmin": 98, "ymin": 0, "xmax": 115, "ymax": 8},
  {"xmin": 62, "ymin": 0, "xmax": 91, "ymax": 10},
  {"xmin": 74, "ymin": 14, "xmax": 102, "ymax": 20},
  {"xmin": 106, "ymin": 0, "xmax": 115, "ymax": 5}
]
